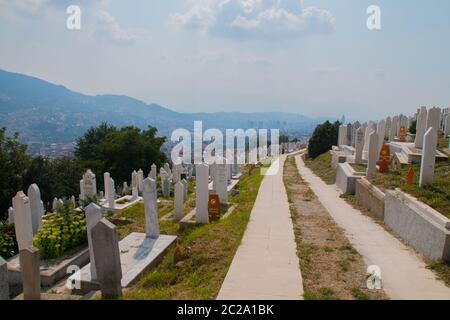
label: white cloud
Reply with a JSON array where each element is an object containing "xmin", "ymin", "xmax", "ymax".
[
  {"xmin": 93, "ymin": 10, "xmax": 144, "ymax": 44},
  {"xmin": 171, "ymin": 0, "xmax": 336, "ymax": 39}
]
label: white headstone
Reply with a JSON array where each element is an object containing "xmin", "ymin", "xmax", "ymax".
[
  {"xmin": 164, "ymin": 163, "xmax": 171, "ymax": 176},
  {"xmin": 149, "ymin": 164, "xmax": 157, "ymax": 180},
  {"xmin": 367, "ymin": 131, "xmax": 379, "ymax": 176},
  {"xmin": 131, "ymin": 170, "xmax": 138, "ymax": 200},
  {"xmin": 52, "ymin": 197, "xmax": 58, "ymax": 212},
  {"xmin": 70, "ymin": 196, "xmax": 76, "ymax": 208},
  {"xmin": 142, "ymin": 178, "xmax": 159, "ymax": 238},
  {"xmin": 28, "ymin": 184, "xmax": 44, "ymax": 235},
  {"xmin": 103, "ymin": 172, "xmax": 111, "ymax": 200},
  {"xmin": 419, "ymin": 127, "xmax": 437, "ymax": 187},
  {"xmin": 174, "ymin": 181, "xmax": 184, "ymax": 222},
  {"xmin": 445, "ymin": 115, "xmax": 450, "ymax": 137},
  {"xmin": 215, "ymin": 163, "xmax": 228, "ymax": 204},
  {"xmin": 7, "ymin": 207, "xmax": 14, "ymax": 225},
  {"xmin": 195, "ymin": 163, "xmax": 209, "ymax": 224},
  {"xmin": 385, "ymin": 117, "xmax": 391, "ymax": 139},
  {"xmin": 82, "ymin": 170, "xmax": 97, "ymax": 199},
  {"xmin": 107, "ymin": 178, "xmax": 115, "ymax": 210},
  {"xmin": 79, "ymin": 179, "xmax": 85, "ymax": 201},
  {"xmin": 376, "ymin": 120, "xmax": 386, "ymax": 154},
  {"xmin": 137, "ymin": 169, "xmax": 144, "ymax": 194},
  {"xmin": 12, "ymin": 191, "xmax": 33, "ymax": 251},
  {"xmin": 355, "ymin": 127, "xmax": 364, "ymax": 164},
  {"xmin": 363, "ymin": 124, "xmax": 375, "ymax": 153},
  {"xmin": 426, "ymin": 107, "xmax": 441, "ymax": 136},
  {"xmin": 161, "ymin": 172, "xmax": 170, "ymax": 197},
  {"xmin": 414, "ymin": 107, "xmax": 428, "ymax": 148},
  {"xmin": 390, "ymin": 116, "xmax": 399, "ymax": 141},
  {"xmin": 85, "ymin": 203, "xmax": 102, "ymax": 281}
]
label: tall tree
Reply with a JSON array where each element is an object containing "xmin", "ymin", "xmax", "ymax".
[
  {"xmin": 308, "ymin": 121, "xmax": 340, "ymax": 159},
  {"xmin": 0, "ymin": 128, "xmax": 30, "ymax": 218},
  {"xmin": 76, "ymin": 124, "xmax": 167, "ymax": 188}
]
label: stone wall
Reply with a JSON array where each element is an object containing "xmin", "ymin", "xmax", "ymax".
[
  {"xmin": 355, "ymin": 178, "xmax": 385, "ymax": 220},
  {"xmin": 384, "ymin": 189, "xmax": 450, "ymax": 262},
  {"xmin": 335, "ymin": 163, "xmax": 365, "ymax": 195}
]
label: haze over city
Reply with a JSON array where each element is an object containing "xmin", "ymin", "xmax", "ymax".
[{"xmin": 1, "ymin": 0, "xmax": 449, "ymax": 120}]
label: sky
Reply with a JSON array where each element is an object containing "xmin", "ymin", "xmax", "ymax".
[{"xmin": 0, "ymin": 0, "xmax": 449, "ymax": 120}]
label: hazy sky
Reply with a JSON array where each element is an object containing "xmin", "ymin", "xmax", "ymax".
[{"xmin": 1, "ymin": 0, "xmax": 449, "ymax": 120}]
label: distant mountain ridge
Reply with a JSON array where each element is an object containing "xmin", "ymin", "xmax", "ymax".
[{"xmin": 0, "ymin": 69, "xmax": 320, "ymax": 152}]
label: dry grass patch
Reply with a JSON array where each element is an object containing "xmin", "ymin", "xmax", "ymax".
[{"xmin": 284, "ymin": 156, "xmax": 387, "ymax": 300}]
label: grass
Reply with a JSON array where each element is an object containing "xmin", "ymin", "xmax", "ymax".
[
  {"xmin": 367, "ymin": 161, "xmax": 450, "ymax": 218},
  {"xmin": 428, "ymin": 261, "xmax": 450, "ymax": 287},
  {"xmin": 438, "ymin": 137, "xmax": 449, "ymax": 150},
  {"xmin": 120, "ymin": 167, "xmax": 265, "ymax": 300},
  {"xmin": 350, "ymin": 163, "xmax": 367, "ymax": 173},
  {"xmin": 304, "ymin": 151, "xmax": 336, "ymax": 185}
]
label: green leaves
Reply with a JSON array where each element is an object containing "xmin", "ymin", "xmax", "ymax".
[
  {"xmin": 33, "ymin": 203, "xmax": 87, "ymax": 260},
  {"xmin": 308, "ymin": 121, "xmax": 340, "ymax": 159}
]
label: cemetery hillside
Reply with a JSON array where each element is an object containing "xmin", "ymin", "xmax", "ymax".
[{"xmin": 2, "ymin": 1, "xmax": 450, "ymax": 311}]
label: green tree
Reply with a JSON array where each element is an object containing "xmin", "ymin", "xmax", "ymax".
[
  {"xmin": 0, "ymin": 128, "xmax": 31, "ymax": 219},
  {"xmin": 76, "ymin": 124, "xmax": 167, "ymax": 187},
  {"xmin": 409, "ymin": 119, "xmax": 417, "ymax": 134},
  {"xmin": 308, "ymin": 121, "xmax": 340, "ymax": 159}
]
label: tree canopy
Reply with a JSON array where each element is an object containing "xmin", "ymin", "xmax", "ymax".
[{"xmin": 307, "ymin": 121, "xmax": 340, "ymax": 159}]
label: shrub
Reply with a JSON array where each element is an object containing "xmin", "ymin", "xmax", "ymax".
[
  {"xmin": 33, "ymin": 203, "xmax": 87, "ymax": 260},
  {"xmin": 308, "ymin": 121, "xmax": 340, "ymax": 159},
  {"xmin": 0, "ymin": 225, "xmax": 16, "ymax": 259}
]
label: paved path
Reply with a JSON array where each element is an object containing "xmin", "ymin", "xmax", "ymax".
[
  {"xmin": 217, "ymin": 155, "xmax": 304, "ymax": 300},
  {"xmin": 295, "ymin": 155, "xmax": 450, "ymax": 300}
]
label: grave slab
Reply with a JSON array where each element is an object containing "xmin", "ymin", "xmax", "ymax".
[
  {"xmin": 7, "ymin": 246, "xmax": 89, "ymax": 291},
  {"xmin": 71, "ymin": 233, "xmax": 176, "ymax": 290}
]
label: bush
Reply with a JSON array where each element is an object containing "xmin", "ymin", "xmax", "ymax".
[
  {"xmin": 308, "ymin": 121, "xmax": 340, "ymax": 159},
  {"xmin": 0, "ymin": 225, "xmax": 16, "ymax": 259},
  {"xmin": 33, "ymin": 203, "xmax": 87, "ymax": 260},
  {"xmin": 409, "ymin": 119, "xmax": 417, "ymax": 134}
]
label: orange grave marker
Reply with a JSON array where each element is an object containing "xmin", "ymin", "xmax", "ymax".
[
  {"xmin": 378, "ymin": 144, "xmax": 390, "ymax": 173},
  {"xmin": 208, "ymin": 194, "xmax": 221, "ymax": 222},
  {"xmin": 406, "ymin": 168, "xmax": 415, "ymax": 185},
  {"xmin": 399, "ymin": 126, "xmax": 406, "ymax": 142}
]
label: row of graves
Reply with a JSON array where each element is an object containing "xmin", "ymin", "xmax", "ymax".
[
  {"xmin": 0, "ymin": 157, "xmax": 246, "ymax": 300},
  {"xmin": 331, "ymin": 106, "xmax": 450, "ymax": 263}
]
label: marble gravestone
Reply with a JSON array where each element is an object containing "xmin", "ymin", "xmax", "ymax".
[
  {"xmin": 20, "ymin": 247, "xmax": 41, "ymax": 300},
  {"xmin": 195, "ymin": 163, "xmax": 209, "ymax": 224},
  {"xmin": 149, "ymin": 164, "xmax": 157, "ymax": 180},
  {"xmin": 137, "ymin": 169, "xmax": 144, "ymax": 194},
  {"xmin": 85, "ymin": 203, "xmax": 103, "ymax": 281},
  {"xmin": 354, "ymin": 127, "xmax": 364, "ymax": 164},
  {"xmin": 161, "ymin": 172, "xmax": 170, "ymax": 198},
  {"xmin": 419, "ymin": 127, "xmax": 438, "ymax": 187},
  {"xmin": 131, "ymin": 170, "xmax": 139, "ymax": 200},
  {"xmin": 107, "ymin": 178, "xmax": 116, "ymax": 210},
  {"xmin": 174, "ymin": 181, "xmax": 184, "ymax": 222},
  {"xmin": 142, "ymin": 178, "xmax": 159, "ymax": 238},
  {"xmin": 91, "ymin": 219, "xmax": 122, "ymax": 300},
  {"xmin": 414, "ymin": 107, "xmax": 427, "ymax": 148},
  {"xmin": 367, "ymin": 131, "xmax": 379, "ymax": 176},
  {"xmin": 12, "ymin": 191, "xmax": 34, "ymax": 251},
  {"xmin": 28, "ymin": 184, "xmax": 44, "ymax": 235},
  {"xmin": 80, "ymin": 170, "xmax": 97, "ymax": 201},
  {"xmin": 104, "ymin": 172, "xmax": 111, "ymax": 200},
  {"xmin": 215, "ymin": 163, "xmax": 228, "ymax": 205},
  {"xmin": 445, "ymin": 115, "xmax": 450, "ymax": 137},
  {"xmin": 7, "ymin": 207, "xmax": 14, "ymax": 225}
]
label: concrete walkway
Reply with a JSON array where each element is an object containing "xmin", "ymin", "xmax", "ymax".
[
  {"xmin": 295, "ymin": 155, "xmax": 450, "ymax": 300},
  {"xmin": 217, "ymin": 155, "xmax": 304, "ymax": 300}
]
